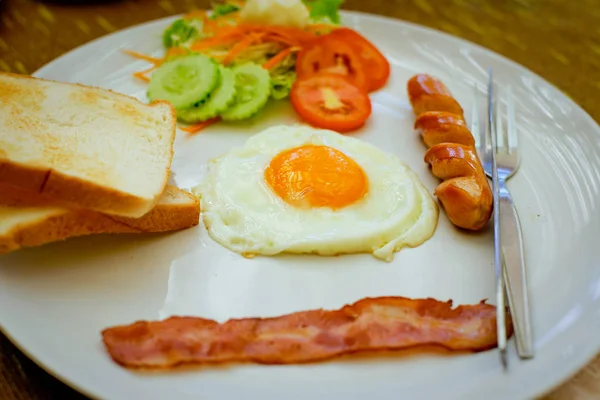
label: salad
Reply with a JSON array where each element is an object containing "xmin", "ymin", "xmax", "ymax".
[{"xmin": 125, "ymin": 0, "xmax": 390, "ymax": 134}]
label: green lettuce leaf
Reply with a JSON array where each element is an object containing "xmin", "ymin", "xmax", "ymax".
[
  {"xmin": 210, "ymin": 3, "xmax": 241, "ymax": 19},
  {"xmin": 270, "ymin": 70, "xmax": 297, "ymax": 100},
  {"xmin": 162, "ymin": 18, "xmax": 203, "ymax": 48},
  {"xmin": 304, "ymin": 0, "xmax": 344, "ymax": 25}
]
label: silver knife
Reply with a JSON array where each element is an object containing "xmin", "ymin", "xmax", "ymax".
[{"xmin": 487, "ymin": 68, "xmax": 508, "ymax": 369}]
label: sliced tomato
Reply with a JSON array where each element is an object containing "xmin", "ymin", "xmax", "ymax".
[
  {"xmin": 296, "ymin": 36, "xmax": 370, "ymax": 92},
  {"xmin": 327, "ymin": 28, "xmax": 391, "ymax": 92},
  {"xmin": 290, "ymin": 73, "xmax": 372, "ymax": 133}
]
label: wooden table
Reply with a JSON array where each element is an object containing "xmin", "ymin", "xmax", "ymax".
[{"xmin": 1, "ymin": 0, "xmax": 599, "ymax": 398}]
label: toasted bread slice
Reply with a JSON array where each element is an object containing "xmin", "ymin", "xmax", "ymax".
[
  {"xmin": 0, "ymin": 186, "xmax": 200, "ymax": 254},
  {"xmin": 0, "ymin": 72, "xmax": 177, "ymax": 218}
]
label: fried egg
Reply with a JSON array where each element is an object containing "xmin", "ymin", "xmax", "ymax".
[{"xmin": 194, "ymin": 125, "xmax": 438, "ymax": 262}]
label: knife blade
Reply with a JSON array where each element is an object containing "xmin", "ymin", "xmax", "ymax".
[{"xmin": 487, "ymin": 67, "xmax": 508, "ymax": 369}]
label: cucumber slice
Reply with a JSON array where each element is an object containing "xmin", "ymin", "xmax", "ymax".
[
  {"xmin": 148, "ymin": 54, "xmax": 219, "ymax": 110},
  {"xmin": 220, "ymin": 63, "xmax": 271, "ymax": 121},
  {"xmin": 177, "ymin": 66, "xmax": 237, "ymax": 123}
]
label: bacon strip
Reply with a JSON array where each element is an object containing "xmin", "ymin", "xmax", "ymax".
[{"xmin": 101, "ymin": 296, "xmax": 512, "ymax": 369}]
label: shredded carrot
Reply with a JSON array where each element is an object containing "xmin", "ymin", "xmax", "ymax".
[
  {"xmin": 132, "ymin": 72, "xmax": 150, "ymax": 83},
  {"xmin": 208, "ymin": 24, "xmax": 243, "ymax": 37},
  {"xmin": 190, "ymin": 30, "xmax": 244, "ymax": 51},
  {"xmin": 181, "ymin": 117, "xmax": 221, "ymax": 134},
  {"xmin": 190, "ymin": 38, "xmax": 239, "ymax": 51},
  {"xmin": 123, "ymin": 49, "xmax": 163, "ymax": 83},
  {"xmin": 304, "ymin": 24, "xmax": 340, "ymax": 35},
  {"xmin": 261, "ymin": 33, "xmax": 299, "ymax": 47},
  {"xmin": 122, "ymin": 49, "xmax": 163, "ymax": 65},
  {"xmin": 247, "ymin": 25, "xmax": 315, "ymax": 45},
  {"xmin": 201, "ymin": 14, "xmax": 217, "ymax": 34},
  {"xmin": 262, "ymin": 46, "xmax": 301, "ymax": 70},
  {"xmin": 132, "ymin": 64, "xmax": 159, "ymax": 83},
  {"xmin": 250, "ymin": 31, "xmax": 267, "ymax": 43},
  {"xmin": 192, "ymin": 24, "xmax": 316, "ymax": 49},
  {"xmin": 222, "ymin": 32, "xmax": 264, "ymax": 65}
]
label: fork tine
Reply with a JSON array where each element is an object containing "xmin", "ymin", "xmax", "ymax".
[
  {"xmin": 506, "ymin": 86, "xmax": 517, "ymax": 154},
  {"xmin": 474, "ymin": 84, "xmax": 490, "ymax": 161},
  {"xmin": 495, "ymin": 91, "xmax": 505, "ymax": 151}
]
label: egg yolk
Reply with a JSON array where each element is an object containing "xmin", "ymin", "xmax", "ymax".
[{"xmin": 264, "ymin": 145, "xmax": 368, "ymax": 209}]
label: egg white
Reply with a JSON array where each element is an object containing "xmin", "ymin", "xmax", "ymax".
[{"xmin": 194, "ymin": 124, "xmax": 439, "ymax": 262}]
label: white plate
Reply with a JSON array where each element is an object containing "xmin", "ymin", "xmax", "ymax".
[{"xmin": 1, "ymin": 11, "xmax": 600, "ymax": 400}]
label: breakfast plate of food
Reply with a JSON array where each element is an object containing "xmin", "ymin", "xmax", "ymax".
[{"xmin": 1, "ymin": 1, "xmax": 600, "ymax": 399}]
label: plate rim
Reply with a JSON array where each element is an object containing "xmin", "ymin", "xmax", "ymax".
[{"xmin": 0, "ymin": 9, "xmax": 597, "ymax": 400}]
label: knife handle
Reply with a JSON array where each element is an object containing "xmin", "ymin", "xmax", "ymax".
[{"xmin": 498, "ymin": 180, "xmax": 534, "ymax": 358}]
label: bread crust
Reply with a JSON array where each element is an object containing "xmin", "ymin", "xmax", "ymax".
[
  {"xmin": 111, "ymin": 188, "xmax": 200, "ymax": 233},
  {"xmin": 0, "ymin": 186, "xmax": 200, "ymax": 254},
  {"xmin": 0, "ymin": 209, "xmax": 137, "ymax": 254}
]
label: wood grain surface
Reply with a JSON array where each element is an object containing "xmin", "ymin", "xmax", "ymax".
[{"xmin": 1, "ymin": 0, "xmax": 599, "ymax": 399}]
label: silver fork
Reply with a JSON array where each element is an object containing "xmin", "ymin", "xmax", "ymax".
[{"xmin": 475, "ymin": 70, "xmax": 534, "ymax": 360}]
